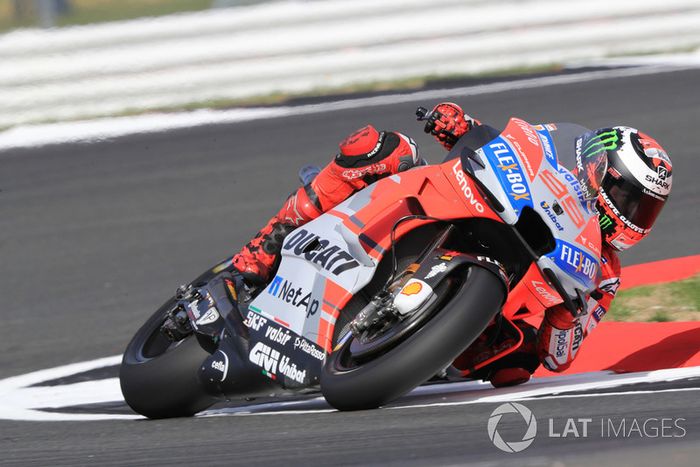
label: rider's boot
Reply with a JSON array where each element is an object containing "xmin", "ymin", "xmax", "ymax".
[
  {"xmin": 232, "ymin": 124, "xmax": 420, "ymax": 285},
  {"xmin": 232, "ymin": 184, "xmax": 322, "ymax": 285},
  {"xmin": 487, "ymin": 321, "xmax": 539, "ymax": 388},
  {"xmin": 452, "ymin": 320, "xmax": 539, "ymax": 388}
]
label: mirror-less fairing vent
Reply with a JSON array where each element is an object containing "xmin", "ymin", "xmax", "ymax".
[{"xmin": 513, "ymin": 207, "xmax": 556, "ymax": 258}]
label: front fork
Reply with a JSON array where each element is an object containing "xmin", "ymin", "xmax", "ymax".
[
  {"xmin": 391, "ymin": 224, "xmax": 516, "ymax": 376},
  {"xmin": 351, "ymin": 223, "xmax": 511, "ymax": 347}
]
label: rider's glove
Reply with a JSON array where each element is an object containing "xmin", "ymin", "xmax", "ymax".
[
  {"xmin": 423, "ymin": 102, "xmax": 478, "ymax": 150},
  {"xmin": 537, "ymin": 304, "xmax": 580, "ymax": 372}
]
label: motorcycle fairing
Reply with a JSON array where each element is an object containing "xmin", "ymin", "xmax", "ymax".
[
  {"xmin": 247, "ymin": 214, "xmax": 375, "ymax": 349},
  {"xmin": 244, "ymin": 118, "xmax": 604, "ymax": 384},
  {"xmin": 245, "ymin": 314, "xmax": 323, "ymax": 388},
  {"xmin": 464, "ymin": 118, "xmax": 603, "ymax": 298},
  {"xmin": 534, "ymin": 124, "xmax": 559, "ymax": 169},
  {"xmin": 246, "ymin": 164, "xmax": 495, "ymax": 355}
]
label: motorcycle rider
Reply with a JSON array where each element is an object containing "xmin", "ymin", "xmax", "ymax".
[{"xmin": 231, "ymin": 103, "xmax": 674, "ymax": 387}]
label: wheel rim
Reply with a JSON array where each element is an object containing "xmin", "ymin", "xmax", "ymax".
[
  {"xmin": 141, "ymin": 328, "xmax": 189, "ymax": 360},
  {"xmin": 131, "ymin": 299, "xmax": 192, "ymax": 362},
  {"xmin": 337, "ymin": 275, "xmax": 460, "ymax": 369}
]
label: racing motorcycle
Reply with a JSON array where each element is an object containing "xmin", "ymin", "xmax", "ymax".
[{"xmin": 120, "ymin": 107, "xmax": 607, "ymax": 418}]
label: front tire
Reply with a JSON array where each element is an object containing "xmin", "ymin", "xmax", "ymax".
[
  {"xmin": 120, "ymin": 299, "xmax": 218, "ymax": 419},
  {"xmin": 321, "ymin": 266, "xmax": 505, "ymax": 411}
]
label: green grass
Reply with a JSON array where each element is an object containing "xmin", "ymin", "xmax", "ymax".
[
  {"xmin": 606, "ymin": 273, "xmax": 700, "ymax": 322},
  {"xmin": 605, "ymin": 44, "xmax": 700, "ymax": 58}
]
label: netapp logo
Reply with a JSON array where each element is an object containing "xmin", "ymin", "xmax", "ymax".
[{"xmin": 267, "ymin": 275, "xmax": 320, "ymax": 318}]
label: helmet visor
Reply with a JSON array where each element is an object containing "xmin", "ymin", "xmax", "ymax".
[{"xmin": 602, "ymin": 175, "xmax": 666, "ymax": 230}]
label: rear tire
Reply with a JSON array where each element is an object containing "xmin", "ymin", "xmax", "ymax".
[
  {"xmin": 321, "ymin": 266, "xmax": 504, "ymax": 411},
  {"xmin": 119, "ymin": 299, "xmax": 218, "ymax": 419}
]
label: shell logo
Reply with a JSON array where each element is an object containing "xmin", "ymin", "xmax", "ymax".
[{"xmin": 401, "ymin": 281, "xmax": 423, "ymax": 296}]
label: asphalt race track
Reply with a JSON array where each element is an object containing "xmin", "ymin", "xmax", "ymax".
[{"xmin": 1, "ymin": 67, "xmax": 699, "ymax": 466}]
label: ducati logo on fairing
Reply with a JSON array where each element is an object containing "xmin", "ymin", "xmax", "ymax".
[{"xmin": 283, "ymin": 229, "xmax": 360, "ymax": 276}]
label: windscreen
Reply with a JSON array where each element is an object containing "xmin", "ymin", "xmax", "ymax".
[{"xmin": 547, "ymin": 123, "xmax": 607, "ymax": 201}]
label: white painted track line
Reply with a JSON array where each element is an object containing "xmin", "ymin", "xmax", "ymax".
[{"xmin": 2, "ymin": 353, "xmax": 699, "ymax": 421}]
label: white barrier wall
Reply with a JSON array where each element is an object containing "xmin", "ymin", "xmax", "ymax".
[{"xmin": 1, "ymin": 0, "xmax": 700, "ymax": 127}]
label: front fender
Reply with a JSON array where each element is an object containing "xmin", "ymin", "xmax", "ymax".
[{"xmin": 411, "ymin": 248, "xmax": 509, "ymax": 302}]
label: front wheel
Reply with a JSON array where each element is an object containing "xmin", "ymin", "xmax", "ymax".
[{"xmin": 321, "ymin": 266, "xmax": 505, "ymax": 411}]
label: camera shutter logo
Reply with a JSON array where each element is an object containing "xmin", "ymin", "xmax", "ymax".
[{"xmin": 487, "ymin": 402, "xmax": 537, "ymax": 453}]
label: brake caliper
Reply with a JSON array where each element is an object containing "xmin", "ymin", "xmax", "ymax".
[
  {"xmin": 350, "ymin": 293, "xmax": 396, "ymax": 337},
  {"xmin": 160, "ymin": 306, "xmax": 192, "ymax": 342},
  {"xmin": 160, "ymin": 284, "xmax": 200, "ymax": 342}
]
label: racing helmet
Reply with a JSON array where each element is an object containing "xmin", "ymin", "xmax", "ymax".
[{"xmin": 594, "ymin": 127, "xmax": 673, "ymax": 251}]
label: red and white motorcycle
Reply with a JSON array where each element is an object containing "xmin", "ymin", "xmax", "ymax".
[{"xmin": 120, "ymin": 108, "xmax": 606, "ymax": 417}]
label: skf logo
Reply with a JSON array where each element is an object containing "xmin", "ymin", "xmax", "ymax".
[{"xmin": 245, "ymin": 311, "xmax": 267, "ymax": 331}]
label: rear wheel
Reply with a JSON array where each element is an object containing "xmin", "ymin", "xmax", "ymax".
[
  {"xmin": 321, "ymin": 266, "xmax": 504, "ymax": 411},
  {"xmin": 119, "ymin": 299, "xmax": 217, "ymax": 419}
]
